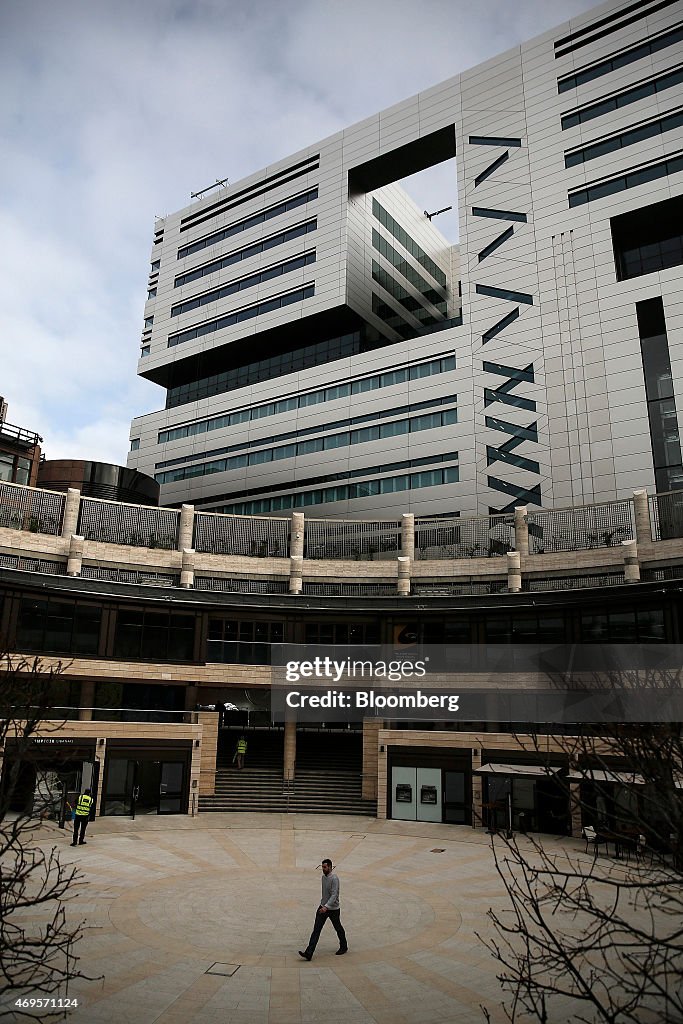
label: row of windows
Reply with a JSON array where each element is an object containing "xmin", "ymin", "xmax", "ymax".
[
  {"xmin": 220, "ymin": 465, "xmax": 460, "ymax": 515},
  {"xmin": 569, "ymin": 153, "xmax": 683, "ymax": 208},
  {"xmin": 13, "ymin": 600, "xmax": 671, "ymax": 661},
  {"xmin": 157, "ymin": 395, "xmax": 455, "ymax": 469},
  {"xmin": 167, "ymin": 285, "xmax": 315, "ymax": 348},
  {"xmin": 557, "ymin": 24, "xmax": 683, "ymax": 93},
  {"xmin": 561, "ymin": 66, "xmax": 683, "ymax": 130},
  {"xmin": 155, "ymin": 407, "xmax": 458, "ymax": 484},
  {"xmin": 159, "ymin": 356, "xmax": 456, "ymax": 443},
  {"xmin": 372, "ymin": 262, "xmax": 446, "ymax": 326},
  {"xmin": 166, "ymin": 330, "xmax": 364, "ymax": 408},
  {"xmin": 211, "ymin": 451, "xmax": 459, "ymax": 512},
  {"xmin": 371, "ymin": 292, "xmax": 415, "ymax": 339},
  {"xmin": 372, "ymin": 230, "xmax": 446, "ymax": 304},
  {"xmin": 619, "ymin": 237, "xmax": 683, "ymax": 279},
  {"xmin": 170, "ymin": 252, "xmax": 315, "ymax": 317},
  {"xmin": 177, "ymin": 188, "xmax": 318, "ymax": 260},
  {"xmin": 371, "ymin": 198, "xmax": 447, "ymax": 287},
  {"xmin": 174, "ymin": 219, "xmax": 316, "ymax": 288},
  {"xmin": 565, "ymin": 109, "xmax": 683, "ymax": 167}
]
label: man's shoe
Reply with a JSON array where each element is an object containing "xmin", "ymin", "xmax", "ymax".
[
  {"xmin": 79, "ymin": 841, "xmax": 86, "ymax": 845},
  {"xmin": 298, "ymin": 950, "xmax": 312, "ymax": 961},
  {"xmin": 335, "ymin": 948, "xmax": 348, "ymax": 955},
  {"xmin": 70, "ymin": 842, "xmax": 77, "ymax": 847}
]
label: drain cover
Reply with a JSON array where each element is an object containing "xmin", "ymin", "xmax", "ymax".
[
  {"xmin": 206, "ymin": 963, "xmax": 240, "ymax": 977},
  {"xmin": 430, "ymin": 848, "xmax": 446, "ymax": 853}
]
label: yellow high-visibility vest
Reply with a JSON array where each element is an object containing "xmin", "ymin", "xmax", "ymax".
[
  {"xmin": 76, "ymin": 794, "xmax": 92, "ymax": 816},
  {"xmin": 237, "ymin": 739, "xmax": 247, "ymax": 754}
]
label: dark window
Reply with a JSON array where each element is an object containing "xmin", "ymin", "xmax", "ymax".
[
  {"xmin": 206, "ymin": 619, "xmax": 284, "ymax": 665},
  {"xmin": 561, "ymin": 66, "xmax": 683, "ymax": 130},
  {"xmin": 580, "ymin": 606, "xmax": 666, "ymax": 642},
  {"xmin": 637, "ymin": 297, "xmax": 682, "ymax": 494},
  {"xmin": 611, "ymin": 196, "xmax": 683, "ymax": 281},
  {"xmin": 305, "ymin": 622, "xmax": 379, "ymax": 645},
  {"xmin": 17, "ymin": 598, "xmax": 101, "ymax": 655},
  {"xmin": 113, "ymin": 608, "xmax": 194, "ymax": 661}
]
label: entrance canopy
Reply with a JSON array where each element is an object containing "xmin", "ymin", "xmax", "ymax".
[{"xmin": 475, "ymin": 763, "xmax": 562, "ymax": 778}]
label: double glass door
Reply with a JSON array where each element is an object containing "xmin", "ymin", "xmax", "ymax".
[{"xmin": 105, "ymin": 759, "xmax": 185, "ymax": 816}]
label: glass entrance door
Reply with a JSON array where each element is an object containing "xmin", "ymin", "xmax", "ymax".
[
  {"xmin": 443, "ymin": 771, "xmax": 469, "ymax": 824},
  {"xmin": 104, "ymin": 758, "xmax": 186, "ymax": 816}
]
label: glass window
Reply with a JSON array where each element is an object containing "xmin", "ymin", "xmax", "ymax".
[{"xmin": 0, "ymin": 454, "xmax": 14, "ymax": 482}]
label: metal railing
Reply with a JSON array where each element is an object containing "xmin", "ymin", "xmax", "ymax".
[
  {"xmin": 193, "ymin": 511, "xmax": 290, "ymax": 557},
  {"xmin": 195, "ymin": 576, "xmax": 289, "ymax": 594},
  {"xmin": 0, "ymin": 421, "xmax": 42, "ymax": 445},
  {"xmin": 649, "ymin": 490, "xmax": 683, "ymax": 541},
  {"xmin": 0, "ymin": 481, "xmax": 65, "ymax": 536},
  {"xmin": 302, "ymin": 582, "xmax": 398, "ymax": 596},
  {"xmin": 414, "ymin": 514, "xmax": 514, "ymax": 559},
  {"xmin": 526, "ymin": 500, "xmax": 635, "ymax": 553},
  {"xmin": 77, "ymin": 496, "xmax": 179, "ymax": 549},
  {"xmin": 304, "ymin": 518, "xmax": 401, "ymax": 560}
]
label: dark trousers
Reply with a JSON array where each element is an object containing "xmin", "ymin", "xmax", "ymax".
[
  {"xmin": 305, "ymin": 906, "xmax": 347, "ymax": 956},
  {"xmin": 72, "ymin": 815, "xmax": 89, "ymax": 844}
]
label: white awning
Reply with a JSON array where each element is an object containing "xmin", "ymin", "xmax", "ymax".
[
  {"xmin": 568, "ymin": 769, "xmax": 683, "ymax": 788},
  {"xmin": 475, "ymin": 763, "xmax": 562, "ymax": 778},
  {"xmin": 567, "ymin": 769, "xmax": 645, "ymax": 786}
]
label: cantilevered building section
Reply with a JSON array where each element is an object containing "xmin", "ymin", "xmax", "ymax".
[{"xmin": 129, "ymin": 0, "xmax": 683, "ymax": 517}]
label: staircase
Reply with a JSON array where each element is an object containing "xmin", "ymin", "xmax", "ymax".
[{"xmin": 199, "ymin": 729, "xmax": 377, "ymax": 816}]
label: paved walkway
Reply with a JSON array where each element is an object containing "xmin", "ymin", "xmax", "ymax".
[{"xmin": 3, "ymin": 813, "xmax": 584, "ymax": 1023}]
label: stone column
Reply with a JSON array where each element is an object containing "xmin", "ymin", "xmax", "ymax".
[
  {"xmin": 362, "ymin": 719, "xmax": 382, "ymax": 801},
  {"xmin": 66, "ymin": 534, "xmax": 84, "ymax": 577},
  {"xmin": 401, "ymin": 513, "xmax": 415, "ymax": 560},
  {"xmin": 284, "ymin": 720, "xmax": 296, "ymax": 781},
  {"xmin": 471, "ymin": 747, "xmax": 483, "ymax": 828},
  {"xmin": 569, "ymin": 781, "xmax": 583, "ymax": 838},
  {"xmin": 61, "ymin": 488, "xmax": 81, "ymax": 540},
  {"xmin": 507, "ymin": 550, "xmax": 522, "ymax": 592},
  {"xmin": 177, "ymin": 504, "xmax": 194, "ymax": 551},
  {"xmin": 633, "ymin": 489, "xmax": 651, "ymax": 547},
  {"xmin": 180, "ymin": 548, "xmax": 195, "ymax": 588},
  {"xmin": 78, "ymin": 680, "xmax": 95, "ymax": 721},
  {"xmin": 514, "ymin": 505, "xmax": 529, "ymax": 556},
  {"xmin": 397, "ymin": 556, "xmax": 411, "ymax": 596},
  {"xmin": 622, "ymin": 539, "xmax": 640, "ymax": 583},
  {"xmin": 290, "ymin": 512, "xmax": 305, "ymax": 560},
  {"xmin": 94, "ymin": 738, "xmax": 106, "ymax": 816},
  {"xmin": 289, "ymin": 555, "xmax": 303, "ymax": 595}
]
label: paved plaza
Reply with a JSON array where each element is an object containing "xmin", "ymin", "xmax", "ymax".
[{"xmin": 5, "ymin": 813, "xmax": 594, "ymax": 1024}]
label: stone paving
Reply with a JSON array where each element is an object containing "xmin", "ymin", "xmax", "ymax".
[{"xmin": 2, "ymin": 813, "xmax": 592, "ymax": 1024}]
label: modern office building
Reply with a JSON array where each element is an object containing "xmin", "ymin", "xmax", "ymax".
[{"xmin": 129, "ymin": 0, "xmax": 683, "ymax": 519}]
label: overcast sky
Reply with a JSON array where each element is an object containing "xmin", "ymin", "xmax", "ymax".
[{"xmin": 0, "ymin": 0, "xmax": 598, "ymax": 468}]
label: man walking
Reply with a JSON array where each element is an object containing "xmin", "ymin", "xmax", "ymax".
[
  {"xmin": 71, "ymin": 787, "xmax": 93, "ymax": 847},
  {"xmin": 299, "ymin": 858, "xmax": 348, "ymax": 960}
]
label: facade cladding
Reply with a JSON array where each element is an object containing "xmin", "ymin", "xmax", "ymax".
[{"xmin": 128, "ymin": 0, "xmax": 683, "ymax": 517}]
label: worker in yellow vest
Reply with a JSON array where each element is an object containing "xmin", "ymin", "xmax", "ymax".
[
  {"xmin": 71, "ymin": 788, "xmax": 93, "ymax": 847},
  {"xmin": 234, "ymin": 735, "xmax": 247, "ymax": 770}
]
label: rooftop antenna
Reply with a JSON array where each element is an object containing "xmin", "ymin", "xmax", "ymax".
[
  {"xmin": 424, "ymin": 205, "xmax": 453, "ymax": 221},
  {"xmin": 191, "ymin": 176, "xmax": 230, "ymax": 200}
]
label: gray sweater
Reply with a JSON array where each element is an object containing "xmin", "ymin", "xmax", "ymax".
[{"xmin": 321, "ymin": 871, "xmax": 340, "ymax": 910}]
